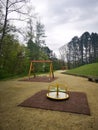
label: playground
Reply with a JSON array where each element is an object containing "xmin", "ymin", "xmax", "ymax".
[{"xmin": 0, "ymin": 70, "xmax": 98, "ymax": 130}]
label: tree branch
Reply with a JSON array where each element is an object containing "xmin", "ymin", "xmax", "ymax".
[
  {"xmin": 8, "ymin": 0, "xmax": 25, "ymax": 8},
  {"xmin": 8, "ymin": 18, "xmax": 30, "ymax": 22},
  {"xmin": 8, "ymin": 4, "xmax": 25, "ymax": 13},
  {"xmin": 0, "ymin": 0, "xmax": 6, "ymax": 7}
]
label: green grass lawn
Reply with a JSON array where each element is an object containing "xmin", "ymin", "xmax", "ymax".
[{"xmin": 66, "ymin": 62, "xmax": 98, "ymax": 77}]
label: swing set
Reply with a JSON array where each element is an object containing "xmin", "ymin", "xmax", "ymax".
[{"xmin": 28, "ymin": 60, "xmax": 54, "ymax": 79}]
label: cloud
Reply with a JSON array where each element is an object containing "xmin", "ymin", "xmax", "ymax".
[
  {"xmin": 12, "ymin": 0, "xmax": 98, "ymax": 57},
  {"xmin": 46, "ymin": 0, "xmax": 98, "ymax": 24}
]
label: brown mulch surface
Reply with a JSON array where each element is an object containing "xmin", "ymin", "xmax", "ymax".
[
  {"xmin": 19, "ymin": 76, "xmax": 57, "ymax": 83},
  {"xmin": 18, "ymin": 90, "xmax": 90, "ymax": 115}
]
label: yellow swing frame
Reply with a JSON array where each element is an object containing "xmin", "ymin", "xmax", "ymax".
[{"xmin": 28, "ymin": 60, "xmax": 54, "ymax": 79}]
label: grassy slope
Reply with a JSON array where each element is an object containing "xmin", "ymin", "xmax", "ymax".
[{"xmin": 66, "ymin": 62, "xmax": 98, "ymax": 77}]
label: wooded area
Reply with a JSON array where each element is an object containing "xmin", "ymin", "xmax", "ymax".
[
  {"xmin": 0, "ymin": 0, "xmax": 62, "ymax": 79},
  {"xmin": 59, "ymin": 32, "xmax": 98, "ymax": 69},
  {"xmin": 0, "ymin": 0, "xmax": 98, "ymax": 79}
]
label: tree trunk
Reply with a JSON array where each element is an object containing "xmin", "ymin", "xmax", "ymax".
[{"xmin": 0, "ymin": 0, "xmax": 9, "ymax": 54}]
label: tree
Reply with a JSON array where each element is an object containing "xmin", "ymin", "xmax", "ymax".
[
  {"xmin": 91, "ymin": 33, "xmax": 98, "ymax": 62},
  {"xmin": 0, "ymin": 33, "xmax": 29, "ymax": 79},
  {"xmin": 25, "ymin": 17, "xmax": 40, "ymax": 60},
  {"xmin": 59, "ymin": 45, "xmax": 66, "ymax": 62},
  {"xmin": 25, "ymin": 18, "xmax": 35, "ymax": 41},
  {"xmin": 27, "ymin": 39, "xmax": 40, "ymax": 60},
  {"xmin": 59, "ymin": 31, "xmax": 98, "ymax": 69},
  {"xmin": 35, "ymin": 21, "xmax": 46, "ymax": 46},
  {"xmin": 80, "ymin": 32, "xmax": 90, "ymax": 64},
  {"xmin": 0, "ymin": 0, "xmax": 29, "ymax": 54},
  {"xmin": 42, "ymin": 46, "xmax": 52, "ymax": 58}
]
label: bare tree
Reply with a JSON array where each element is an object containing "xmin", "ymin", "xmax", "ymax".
[
  {"xmin": 0, "ymin": 0, "xmax": 31, "ymax": 54},
  {"xmin": 59, "ymin": 44, "xmax": 67, "ymax": 62}
]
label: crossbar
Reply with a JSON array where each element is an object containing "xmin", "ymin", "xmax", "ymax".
[{"xmin": 31, "ymin": 60, "xmax": 52, "ymax": 63}]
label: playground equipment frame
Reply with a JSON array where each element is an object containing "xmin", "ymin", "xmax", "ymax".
[{"xmin": 28, "ymin": 60, "xmax": 54, "ymax": 79}]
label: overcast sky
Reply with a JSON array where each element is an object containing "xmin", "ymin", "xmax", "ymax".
[{"xmin": 31, "ymin": 0, "xmax": 98, "ymax": 57}]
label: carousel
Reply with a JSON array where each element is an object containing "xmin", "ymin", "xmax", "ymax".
[{"xmin": 46, "ymin": 83, "xmax": 69, "ymax": 100}]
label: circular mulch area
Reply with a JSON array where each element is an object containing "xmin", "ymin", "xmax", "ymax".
[{"xmin": 19, "ymin": 76, "xmax": 58, "ymax": 82}]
